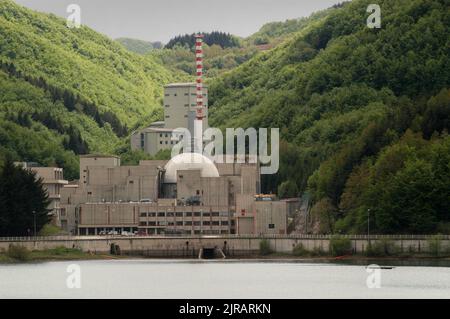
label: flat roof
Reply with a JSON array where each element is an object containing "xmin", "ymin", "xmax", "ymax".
[
  {"xmin": 80, "ymin": 154, "xmax": 120, "ymax": 159},
  {"xmin": 165, "ymin": 82, "xmax": 208, "ymax": 88}
]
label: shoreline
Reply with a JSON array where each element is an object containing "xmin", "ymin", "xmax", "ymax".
[{"xmin": 1, "ymin": 250, "xmax": 450, "ymax": 265}]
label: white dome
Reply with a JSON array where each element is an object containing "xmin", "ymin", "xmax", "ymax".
[{"xmin": 163, "ymin": 153, "xmax": 219, "ymax": 183}]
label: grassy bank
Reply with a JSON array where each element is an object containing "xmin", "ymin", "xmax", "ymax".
[{"xmin": 0, "ymin": 246, "xmax": 121, "ymax": 263}]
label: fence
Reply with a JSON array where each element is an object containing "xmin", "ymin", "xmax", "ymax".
[{"xmin": 0, "ymin": 234, "xmax": 448, "ymax": 241}]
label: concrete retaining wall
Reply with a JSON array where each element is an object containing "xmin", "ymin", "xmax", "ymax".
[{"xmin": 0, "ymin": 235, "xmax": 449, "ymax": 256}]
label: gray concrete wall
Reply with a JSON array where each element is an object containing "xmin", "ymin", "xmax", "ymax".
[{"xmin": 0, "ymin": 235, "xmax": 449, "ymax": 256}]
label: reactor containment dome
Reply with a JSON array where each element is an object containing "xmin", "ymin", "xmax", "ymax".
[{"xmin": 163, "ymin": 153, "xmax": 219, "ymax": 184}]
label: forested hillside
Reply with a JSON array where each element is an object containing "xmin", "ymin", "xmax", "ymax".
[
  {"xmin": 116, "ymin": 38, "xmax": 163, "ymax": 54},
  {"xmin": 146, "ymin": 13, "xmax": 338, "ymax": 78},
  {"xmin": 0, "ymin": 0, "xmax": 181, "ymax": 179},
  {"xmin": 209, "ymin": 0, "xmax": 450, "ymax": 233}
]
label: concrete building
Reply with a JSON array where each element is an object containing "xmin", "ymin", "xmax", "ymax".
[
  {"xmin": 130, "ymin": 83, "xmax": 208, "ymax": 156},
  {"xmin": 15, "ymin": 162, "xmax": 68, "ymax": 225},
  {"xmin": 60, "ymin": 154, "xmax": 287, "ymax": 236}
]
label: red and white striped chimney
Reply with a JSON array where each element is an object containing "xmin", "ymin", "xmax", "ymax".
[
  {"xmin": 193, "ymin": 33, "xmax": 204, "ymax": 154},
  {"xmin": 195, "ymin": 33, "xmax": 204, "ymax": 120}
]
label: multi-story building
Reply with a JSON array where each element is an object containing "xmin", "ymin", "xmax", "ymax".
[
  {"xmin": 60, "ymin": 153, "xmax": 287, "ymax": 236},
  {"xmin": 15, "ymin": 162, "xmax": 68, "ymax": 225},
  {"xmin": 131, "ymin": 83, "xmax": 208, "ymax": 156}
]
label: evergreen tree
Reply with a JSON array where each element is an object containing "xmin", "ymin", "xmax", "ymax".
[{"xmin": 0, "ymin": 159, "xmax": 51, "ymax": 236}]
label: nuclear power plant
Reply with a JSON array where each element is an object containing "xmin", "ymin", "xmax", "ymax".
[{"xmin": 56, "ymin": 34, "xmax": 289, "ymax": 236}]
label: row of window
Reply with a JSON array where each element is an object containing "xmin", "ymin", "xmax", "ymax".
[
  {"xmin": 164, "ymin": 93, "xmax": 207, "ymax": 97},
  {"xmin": 139, "ymin": 220, "xmax": 228, "ymax": 226},
  {"xmin": 140, "ymin": 212, "xmax": 229, "ymax": 217},
  {"xmin": 165, "ymin": 104, "xmax": 208, "ymax": 107}
]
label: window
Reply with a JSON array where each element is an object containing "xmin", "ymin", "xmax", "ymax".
[
  {"xmin": 148, "ymin": 221, "xmax": 156, "ymax": 226},
  {"xmin": 165, "ymin": 141, "xmax": 168, "ymax": 144},
  {"xmin": 139, "ymin": 222, "xmax": 147, "ymax": 226},
  {"xmin": 165, "ymin": 93, "xmax": 169, "ymax": 96},
  {"xmin": 193, "ymin": 221, "xmax": 201, "ymax": 226},
  {"xmin": 165, "ymin": 115, "xmax": 170, "ymax": 118},
  {"xmin": 148, "ymin": 212, "xmax": 156, "ymax": 217},
  {"xmin": 165, "ymin": 105, "xmax": 170, "ymax": 107},
  {"xmin": 184, "ymin": 104, "xmax": 189, "ymax": 107},
  {"xmin": 203, "ymin": 212, "xmax": 210, "ymax": 217},
  {"xmin": 194, "ymin": 212, "xmax": 201, "ymax": 217},
  {"xmin": 185, "ymin": 212, "xmax": 192, "ymax": 217},
  {"xmin": 157, "ymin": 212, "xmax": 165, "ymax": 217},
  {"xmin": 221, "ymin": 221, "xmax": 229, "ymax": 226},
  {"xmin": 165, "ymin": 133, "xmax": 168, "ymax": 137},
  {"xmin": 160, "ymin": 141, "xmax": 163, "ymax": 144},
  {"xmin": 212, "ymin": 212, "xmax": 219, "ymax": 217},
  {"xmin": 176, "ymin": 212, "xmax": 183, "ymax": 217},
  {"xmin": 268, "ymin": 224, "xmax": 275, "ymax": 229},
  {"xmin": 203, "ymin": 221, "xmax": 210, "ymax": 226},
  {"xmin": 140, "ymin": 212, "xmax": 147, "ymax": 217},
  {"xmin": 185, "ymin": 221, "xmax": 192, "ymax": 226},
  {"xmin": 212, "ymin": 221, "xmax": 220, "ymax": 226},
  {"xmin": 176, "ymin": 221, "xmax": 183, "ymax": 226},
  {"xmin": 167, "ymin": 212, "xmax": 174, "ymax": 217}
]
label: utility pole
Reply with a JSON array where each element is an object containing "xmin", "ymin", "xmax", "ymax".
[
  {"xmin": 367, "ymin": 208, "xmax": 371, "ymax": 247},
  {"xmin": 32, "ymin": 210, "xmax": 36, "ymax": 236}
]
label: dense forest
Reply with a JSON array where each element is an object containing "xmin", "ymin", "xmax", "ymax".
[
  {"xmin": 208, "ymin": 0, "xmax": 450, "ymax": 233},
  {"xmin": 165, "ymin": 31, "xmax": 240, "ymax": 49}
]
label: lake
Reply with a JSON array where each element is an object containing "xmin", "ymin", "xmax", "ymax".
[{"xmin": 1, "ymin": 259, "xmax": 449, "ymax": 298}]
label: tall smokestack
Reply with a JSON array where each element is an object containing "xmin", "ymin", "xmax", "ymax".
[{"xmin": 193, "ymin": 33, "xmax": 204, "ymax": 154}]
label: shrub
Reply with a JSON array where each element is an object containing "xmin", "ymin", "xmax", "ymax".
[
  {"xmin": 259, "ymin": 239, "xmax": 272, "ymax": 256},
  {"xmin": 310, "ymin": 246, "xmax": 327, "ymax": 257},
  {"xmin": 428, "ymin": 235, "xmax": 444, "ymax": 257},
  {"xmin": 7, "ymin": 244, "xmax": 31, "ymax": 261},
  {"xmin": 38, "ymin": 224, "xmax": 63, "ymax": 236},
  {"xmin": 292, "ymin": 243, "xmax": 309, "ymax": 256},
  {"xmin": 49, "ymin": 246, "xmax": 82, "ymax": 255},
  {"xmin": 366, "ymin": 239, "xmax": 399, "ymax": 257},
  {"xmin": 329, "ymin": 236, "xmax": 352, "ymax": 256}
]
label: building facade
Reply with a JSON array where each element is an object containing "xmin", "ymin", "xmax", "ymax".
[
  {"xmin": 60, "ymin": 154, "xmax": 287, "ymax": 236},
  {"xmin": 131, "ymin": 83, "xmax": 208, "ymax": 156},
  {"xmin": 15, "ymin": 162, "xmax": 68, "ymax": 225}
]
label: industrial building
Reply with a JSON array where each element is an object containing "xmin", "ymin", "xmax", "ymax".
[
  {"xmin": 58, "ymin": 35, "xmax": 287, "ymax": 236},
  {"xmin": 14, "ymin": 162, "xmax": 68, "ymax": 225},
  {"xmin": 59, "ymin": 154, "xmax": 287, "ymax": 236},
  {"xmin": 130, "ymin": 83, "xmax": 208, "ymax": 156}
]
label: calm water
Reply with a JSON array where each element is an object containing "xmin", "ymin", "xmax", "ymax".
[{"xmin": 1, "ymin": 259, "xmax": 450, "ymax": 298}]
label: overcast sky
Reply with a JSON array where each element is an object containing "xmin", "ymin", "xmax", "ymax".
[{"xmin": 14, "ymin": 0, "xmax": 344, "ymax": 43}]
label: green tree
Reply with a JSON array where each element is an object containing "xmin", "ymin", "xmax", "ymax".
[
  {"xmin": 277, "ymin": 180, "xmax": 299, "ymax": 198},
  {"xmin": 0, "ymin": 159, "xmax": 51, "ymax": 236}
]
